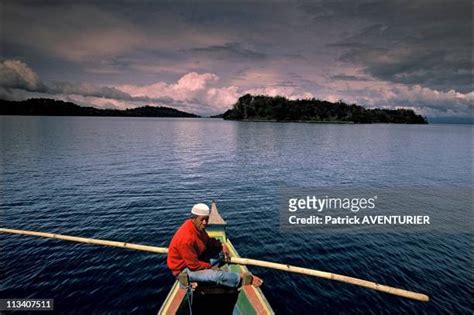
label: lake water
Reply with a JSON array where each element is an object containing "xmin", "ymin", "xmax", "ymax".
[{"xmin": 1, "ymin": 116, "xmax": 472, "ymax": 314}]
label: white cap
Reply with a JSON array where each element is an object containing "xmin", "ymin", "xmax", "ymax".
[{"xmin": 191, "ymin": 203, "xmax": 210, "ymax": 216}]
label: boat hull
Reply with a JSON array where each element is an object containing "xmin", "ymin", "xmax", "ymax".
[{"xmin": 158, "ymin": 203, "xmax": 274, "ymax": 315}]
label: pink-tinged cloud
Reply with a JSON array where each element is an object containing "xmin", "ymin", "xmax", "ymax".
[
  {"xmin": 117, "ymin": 72, "xmax": 237, "ymax": 111},
  {"xmin": 243, "ymin": 86, "xmax": 314, "ymax": 100},
  {"xmin": 62, "ymin": 94, "xmax": 133, "ymax": 110},
  {"xmin": 118, "ymin": 72, "xmax": 218, "ymax": 99},
  {"xmin": 116, "ymin": 72, "xmax": 315, "ymax": 112},
  {"xmin": 320, "ymin": 79, "xmax": 473, "ymax": 117},
  {"xmin": 206, "ymin": 86, "xmax": 240, "ymax": 110},
  {"xmin": 174, "ymin": 72, "xmax": 219, "ymax": 92}
]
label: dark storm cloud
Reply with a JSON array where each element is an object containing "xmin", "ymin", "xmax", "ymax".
[
  {"xmin": 189, "ymin": 43, "xmax": 267, "ymax": 61},
  {"xmin": 331, "ymin": 74, "xmax": 371, "ymax": 82},
  {"xmin": 314, "ymin": 1, "xmax": 472, "ymax": 93}
]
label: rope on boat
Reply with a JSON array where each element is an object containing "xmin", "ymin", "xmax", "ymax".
[
  {"xmin": 177, "ymin": 272, "xmax": 194, "ymax": 314},
  {"xmin": 185, "ymin": 284, "xmax": 193, "ymax": 315},
  {"xmin": 0, "ymin": 227, "xmax": 429, "ymax": 302}
]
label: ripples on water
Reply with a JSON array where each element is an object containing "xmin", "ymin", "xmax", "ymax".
[{"xmin": 1, "ymin": 117, "xmax": 473, "ymax": 314}]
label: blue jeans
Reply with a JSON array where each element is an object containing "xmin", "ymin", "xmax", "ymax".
[{"xmin": 184, "ymin": 253, "xmax": 240, "ymax": 288}]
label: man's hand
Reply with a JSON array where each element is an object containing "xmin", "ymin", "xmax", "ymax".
[{"xmin": 222, "ymin": 243, "xmax": 231, "ymax": 262}]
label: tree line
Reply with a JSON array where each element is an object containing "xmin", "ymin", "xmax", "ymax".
[
  {"xmin": 223, "ymin": 94, "xmax": 427, "ymax": 124},
  {"xmin": 0, "ymin": 98, "xmax": 200, "ymax": 118}
]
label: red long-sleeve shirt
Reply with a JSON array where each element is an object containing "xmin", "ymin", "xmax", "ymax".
[{"xmin": 167, "ymin": 219, "xmax": 222, "ymax": 276}]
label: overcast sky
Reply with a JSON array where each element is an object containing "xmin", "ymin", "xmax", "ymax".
[{"xmin": 1, "ymin": 1, "xmax": 472, "ymax": 117}]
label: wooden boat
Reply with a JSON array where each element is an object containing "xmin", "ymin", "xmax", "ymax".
[{"xmin": 158, "ymin": 201, "xmax": 274, "ymax": 314}]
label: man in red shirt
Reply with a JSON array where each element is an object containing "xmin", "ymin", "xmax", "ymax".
[{"xmin": 167, "ymin": 203, "xmax": 262, "ymax": 288}]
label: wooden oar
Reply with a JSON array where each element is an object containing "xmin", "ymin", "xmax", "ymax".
[
  {"xmin": 0, "ymin": 228, "xmax": 168, "ymax": 254},
  {"xmin": 0, "ymin": 228, "xmax": 429, "ymax": 302},
  {"xmin": 229, "ymin": 257, "xmax": 429, "ymax": 302}
]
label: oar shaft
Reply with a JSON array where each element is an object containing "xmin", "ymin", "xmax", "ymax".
[
  {"xmin": 0, "ymin": 228, "xmax": 428, "ymax": 302},
  {"xmin": 0, "ymin": 228, "xmax": 168, "ymax": 254},
  {"xmin": 230, "ymin": 257, "xmax": 429, "ymax": 302}
]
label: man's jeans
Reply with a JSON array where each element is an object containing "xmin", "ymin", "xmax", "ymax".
[{"xmin": 184, "ymin": 253, "xmax": 240, "ymax": 288}]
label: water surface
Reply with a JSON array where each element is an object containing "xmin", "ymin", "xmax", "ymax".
[{"xmin": 1, "ymin": 116, "xmax": 472, "ymax": 314}]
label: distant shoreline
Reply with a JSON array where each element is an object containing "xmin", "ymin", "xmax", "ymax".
[
  {"xmin": 0, "ymin": 98, "xmax": 200, "ymax": 118},
  {"xmin": 0, "ymin": 115, "xmax": 200, "ymax": 119},
  {"xmin": 3, "ymin": 97, "xmax": 471, "ymax": 124},
  {"xmin": 237, "ymin": 119, "xmax": 354, "ymax": 124}
]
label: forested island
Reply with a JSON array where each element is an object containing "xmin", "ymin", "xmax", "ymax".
[
  {"xmin": 0, "ymin": 98, "xmax": 199, "ymax": 118},
  {"xmin": 223, "ymin": 94, "xmax": 427, "ymax": 124}
]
